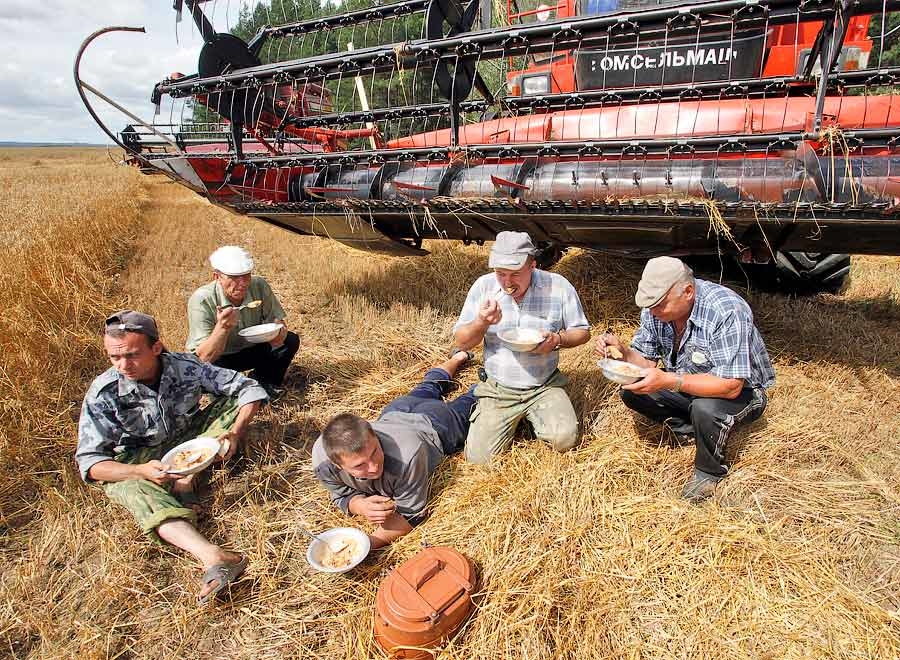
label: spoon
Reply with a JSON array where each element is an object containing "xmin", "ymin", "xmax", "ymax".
[
  {"xmin": 480, "ymin": 289, "xmax": 508, "ymax": 307},
  {"xmin": 599, "ymin": 332, "xmax": 623, "ymax": 360},
  {"xmin": 232, "ymin": 300, "xmax": 262, "ymax": 311},
  {"xmin": 299, "ymin": 527, "xmax": 349, "ymax": 554}
]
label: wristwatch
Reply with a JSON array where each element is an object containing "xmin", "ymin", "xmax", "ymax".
[
  {"xmin": 672, "ymin": 372, "xmax": 684, "ymax": 393},
  {"xmin": 554, "ymin": 330, "xmax": 563, "ymax": 351}
]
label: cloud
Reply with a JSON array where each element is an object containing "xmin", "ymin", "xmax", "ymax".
[
  {"xmin": 0, "ymin": 0, "xmax": 229, "ymax": 143},
  {"xmin": 0, "ymin": 1, "xmax": 53, "ymax": 23}
]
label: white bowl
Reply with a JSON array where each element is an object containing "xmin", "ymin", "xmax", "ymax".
[
  {"xmin": 306, "ymin": 527, "xmax": 371, "ymax": 574},
  {"xmin": 238, "ymin": 322, "xmax": 282, "ymax": 344},
  {"xmin": 597, "ymin": 358, "xmax": 648, "ymax": 385},
  {"xmin": 160, "ymin": 436, "xmax": 221, "ymax": 476},
  {"xmin": 498, "ymin": 328, "xmax": 546, "ymax": 352}
]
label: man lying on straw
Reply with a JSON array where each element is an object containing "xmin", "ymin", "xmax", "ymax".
[
  {"xmin": 75, "ymin": 310, "xmax": 268, "ymax": 605},
  {"xmin": 312, "ymin": 351, "xmax": 476, "ymax": 547},
  {"xmin": 453, "ymin": 231, "xmax": 591, "ymax": 463},
  {"xmin": 596, "ymin": 257, "xmax": 775, "ymax": 501},
  {"xmin": 187, "ymin": 245, "xmax": 300, "ymax": 400}
]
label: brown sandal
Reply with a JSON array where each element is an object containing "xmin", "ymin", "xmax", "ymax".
[
  {"xmin": 448, "ymin": 347, "xmax": 475, "ymax": 362},
  {"xmin": 197, "ymin": 555, "xmax": 249, "ymax": 606}
]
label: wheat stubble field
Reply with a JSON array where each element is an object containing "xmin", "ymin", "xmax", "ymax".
[{"xmin": 0, "ymin": 147, "xmax": 898, "ymax": 659}]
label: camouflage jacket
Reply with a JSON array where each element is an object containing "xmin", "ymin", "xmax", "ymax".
[{"xmin": 75, "ymin": 351, "xmax": 267, "ymax": 481}]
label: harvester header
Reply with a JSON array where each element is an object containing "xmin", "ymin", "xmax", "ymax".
[{"xmin": 77, "ymin": 0, "xmax": 900, "ymax": 288}]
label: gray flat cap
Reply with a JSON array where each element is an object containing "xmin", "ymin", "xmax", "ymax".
[
  {"xmin": 635, "ymin": 257, "xmax": 693, "ymax": 308},
  {"xmin": 489, "ymin": 231, "xmax": 536, "ymax": 269}
]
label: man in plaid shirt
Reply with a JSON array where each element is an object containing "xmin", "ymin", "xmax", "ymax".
[
  {"xmin": 597, "ymin": 257, "xmax": 775, "ymax": 501},
  {"xmin": 454, "ymin": 232, "xmax": 591, "ymax": 463}
]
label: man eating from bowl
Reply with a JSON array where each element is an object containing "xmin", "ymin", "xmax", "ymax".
[
  {"xmin": 187, "ymin": 245, "xmax": 300, "ymax": 399},
  {"xmin": 453, "ymin": 231, "xmax": 591, "ymax": 463},
  {"xmin": 312, "ymin": 352, "xmax": 476, "ymax": 548},
  {"xmin": 595, "ymin": 257, "xmax": 775, "ymax": 502},
  {"xmin": 75, "ymin": 310, "xmax": 268, "ymax": 605}
]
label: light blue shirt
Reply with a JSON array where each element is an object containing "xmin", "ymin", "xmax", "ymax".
[{"xmin": 454, "ymin": 269, "xmax": 590, "ymax": 388}]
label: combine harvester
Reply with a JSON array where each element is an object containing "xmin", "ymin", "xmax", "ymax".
[{"xmin": 76, "ymin": 0, "xmax": 900, "ymax": 290}]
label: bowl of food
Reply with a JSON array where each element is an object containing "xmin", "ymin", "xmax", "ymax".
[
  {"xmin": 238, "ymin": 322, "xmax": 282, "ymax": 344},
  {"xmin": 597, "ymin": 358, "xmax": 648, "ymax": 385},
  {"xmin": 498, "ymin": 328, "xmax": 546, "ymax": 352},
  {"xmin": 160, "ymin": 436, "xmax": 221, "ymax": 476},
  {"xmin": 306, "ymin": 527, "xmax": 371, "ymax": 574}
]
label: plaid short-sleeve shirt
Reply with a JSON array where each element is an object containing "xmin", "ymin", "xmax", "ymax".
[
  {"xmin": 630, "ymin": 279, "xmax": 775, "ymax": 389},
  {"xmin": 454, "ymin": 269, "xmax": 590, "ymax": 389}
]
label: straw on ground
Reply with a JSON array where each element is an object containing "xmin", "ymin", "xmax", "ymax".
[{"xmin": 0, "ymin": 148, "xmax": 898, "ymax": 659}]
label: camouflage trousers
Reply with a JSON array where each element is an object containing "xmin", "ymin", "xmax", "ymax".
[
  {"xmin": 464, "ymin": 370, "xmax": 579, "ymax": 464},
  {"xmin": 103, "ymin": 396, "xmax": 241, "ymax": 544}
]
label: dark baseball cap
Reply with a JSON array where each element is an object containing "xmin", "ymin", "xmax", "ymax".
[{"xmin": 104, "ymin": 310, "xmax": 160, "ymax": 342}]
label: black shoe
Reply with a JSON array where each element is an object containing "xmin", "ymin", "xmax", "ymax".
[
  {"xmin": 263, "ymin": 384, "xmax": 286, "ymax": 402},
  {"xmin": 681, "ymin": 469, "xmax": 720, "ymax": 502}
]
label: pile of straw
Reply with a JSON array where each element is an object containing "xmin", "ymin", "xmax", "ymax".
[{"xmin": 1, "ymin": 149, "xmax": 898, "ymax": 658}]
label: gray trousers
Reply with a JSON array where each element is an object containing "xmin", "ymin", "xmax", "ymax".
[{"xmin": 620, "ymin": 387, "xmax": 767, "ymax": 478}]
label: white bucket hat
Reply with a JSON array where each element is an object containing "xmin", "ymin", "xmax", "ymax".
[{"xmin": 209, "ymin": 245, "xmax": 254, "ymax": 276}]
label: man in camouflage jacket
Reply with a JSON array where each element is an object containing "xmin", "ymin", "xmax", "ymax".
[{"xmin": 75, "ymin": 310, "xmax": 268, "ymax": 605}]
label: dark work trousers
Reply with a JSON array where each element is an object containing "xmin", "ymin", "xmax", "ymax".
[
  {"xmin": 380, "ymin": 368, "xmax": 477, "ymax": 455},
  {"xmin": 214, "ymin": 331, "xmax": 300, "ymax": 387},
  {"xmin": 620, "ymin": 386, "xmax": 767, "ymax": 478}
]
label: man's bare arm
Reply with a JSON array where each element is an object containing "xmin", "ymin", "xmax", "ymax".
[
  {"xmin": 624, "ymin": 370, "xmax": 744, "ymax": 399},
  {"xmin": 88, "ymin": 459, "xmax": 174, "ymax": 485},
  {"xmin": 453, "ymin": 318, "xmax": 491, "ymax": 351},
  {"xmin": 368, "ymin": 512, "xmax": 414, "ymax": 549},
  {"xmin": 194, "ymin": 306, "xmax": 238, "ymax": 363},
  {"xmin": 454, "ymin": 299, "xmax": 502, "ymax": 350}
]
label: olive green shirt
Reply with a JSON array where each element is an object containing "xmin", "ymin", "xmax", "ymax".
[{"xmin": 186, "ymin": 276, "xmax": 286, "ymax": 356}]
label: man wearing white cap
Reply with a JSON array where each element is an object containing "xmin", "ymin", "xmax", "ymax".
[
  {"xmin": 453, "ymin": 231, "xmax": 591, "ymax": 463},
  {"xmin": 596, "ymin": 256, "xmax": 775, "ymax": 501},
  {"xmin": 187, "ymin": 246, "xmax": 300, "ymax": 397}
]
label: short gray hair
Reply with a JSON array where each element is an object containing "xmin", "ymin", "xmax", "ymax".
[{"xmin": 673, "ymin": 264, "xmax": 695, "ymax": 293}]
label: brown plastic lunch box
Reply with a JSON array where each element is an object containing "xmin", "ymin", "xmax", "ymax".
[{"xmin": 374, "ymin": 546, "xmax": 476, "ymax": 659}]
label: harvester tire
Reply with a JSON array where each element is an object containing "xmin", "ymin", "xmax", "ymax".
[
  {"xmin": 744, "ymin": 251, "xmax": 850, "ymax": 293},
  {"xmin": 534, "ymin": 243, "xmax": 566, "ymax": 270}
]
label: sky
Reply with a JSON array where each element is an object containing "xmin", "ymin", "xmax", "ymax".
[{"xmin": 0, "ymin": 1, "xmax": 256, "ymax": 143}]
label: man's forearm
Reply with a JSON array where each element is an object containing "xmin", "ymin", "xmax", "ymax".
[
  {"xmin": 194, "ymin": 326, "xmax": 231, "ymax": 363},
  {"xmin": 230, "ymin": 401, "xmax": 262, "ymax": 438},
  {"xmin": 668, "ymin": 372, "xmax": 744, "ymax": 399},
  {"xmin": 624, "ymin": 347, "xmax": 658, "ymax": 369},
  {"xmin": 347, "ymin": 494, "xmax": 366, "ymax": 517},
  {"xmin": 369, "ymin": 512, "xmax": 414, "ymax": 549},
  {"xmin": 453, "ymin": 319, "xmax": 490, "ymax": 351},
  {"xmin": 268, "ymin": 319, "xmax": 288, "ymax": 348},
  {"xmin": 87, "ymin": 459, "xmax": 141, "ymax": 483},
  {"xmin": 559, "ymin": 328, "xmax": 590, "ymax": 349}
]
